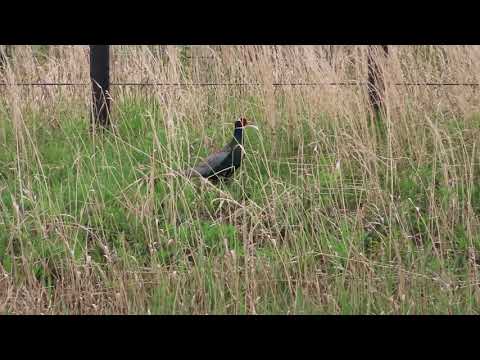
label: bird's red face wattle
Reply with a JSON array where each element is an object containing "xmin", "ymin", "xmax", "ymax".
[{"xmin": 240, "ymin": 118, "xmax": 248, "ymax": 127}]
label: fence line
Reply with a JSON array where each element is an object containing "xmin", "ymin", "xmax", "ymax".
[
  {"xmin": 2, "ymin": 45, "xmax": 476, "ymax": 129},
  {"xmin": 0, "ymin": 82, "xmax": 480, "ymax": 87}
]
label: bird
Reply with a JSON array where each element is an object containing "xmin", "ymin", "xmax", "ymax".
[{"xmin": 183, "ymin": 117, "xmax": 249, "ymax": 183}]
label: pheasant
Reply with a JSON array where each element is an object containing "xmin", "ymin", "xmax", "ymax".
[{"xmin": 184, "ymin": 117, "xmax": 250, "ymax": 182}]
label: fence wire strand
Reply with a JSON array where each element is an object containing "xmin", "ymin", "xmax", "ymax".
[{"xmin": 0, "ymin": 82, "xmax": 479, "ymax": 87}]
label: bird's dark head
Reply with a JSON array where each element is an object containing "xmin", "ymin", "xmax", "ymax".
[
  {"xmin": 233, "ymin": 117, "xmax": 248, "ymax": 144},
  {"xmin": 235, "ymin": 117, "xmax": 248, "ymax": 129}
]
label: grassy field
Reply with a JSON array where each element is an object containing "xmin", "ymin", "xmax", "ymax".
[{"xmin": 0, "ymin": 45, "xmax": 480, "ymax": 314}]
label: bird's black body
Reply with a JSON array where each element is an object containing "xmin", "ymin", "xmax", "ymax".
[{"xmin": 186, "ymin": 118, "xmax": 247, "ymax": 182}]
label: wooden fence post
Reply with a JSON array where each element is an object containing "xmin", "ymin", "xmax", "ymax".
[
  {"xmin": 90, "ymin": 45, "xmax": 111, "ymax": 128},
  {"xmin": 367, "ymin": 45, "xmax": 388, "ymax": 114}
]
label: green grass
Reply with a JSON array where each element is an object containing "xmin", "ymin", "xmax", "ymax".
[{"xmin": 1, "ymin": 95, "xmax": 480, "ymax": 314}]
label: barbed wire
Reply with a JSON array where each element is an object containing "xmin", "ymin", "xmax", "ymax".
[{"xmin": 0, "ymin": 82, "xmax": 479, "ymax": 87}]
